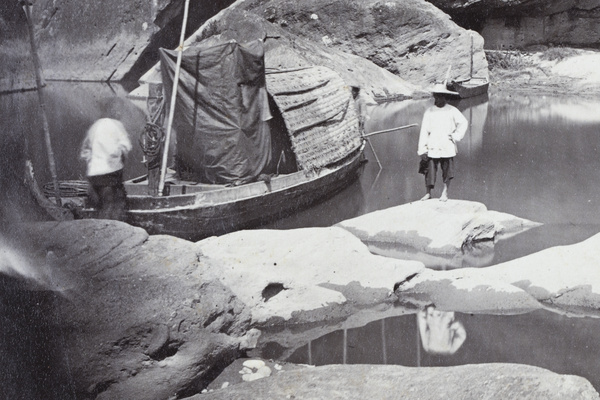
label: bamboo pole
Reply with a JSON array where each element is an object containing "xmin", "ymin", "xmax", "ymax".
[
  {"xmin": 22, "ymin": 1, "xmax": 61, "ymax": 206},
  {"xmin": 362, "ymin": 123, "xmax": 418, "ymax": 138},
  {"xmin": 470, "ymin": 33, "xmax": 474, "ymax": 79},
  {"xmin": 158, "ymin": 0, "xmax": 190, "ymax": 196}
]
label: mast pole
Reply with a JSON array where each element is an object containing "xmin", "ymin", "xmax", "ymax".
[
  {"xmin": 22, "ymin": 0, "xmax": 61, "ymax": 206},
  {"xmin": 158, "ymin": 0, "xmax": 190, "ymax": 196},
  {"xmin": 470, "ymin": 33, "xmax": 474, "ymax": 79}
]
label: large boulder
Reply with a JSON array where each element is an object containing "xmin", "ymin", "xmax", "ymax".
[
  {"xmin": 239, "ymin": 0, "xmax": 488, "ymax": 89},
  {"xmin": 3, "ymin": 220, "xmax": 254, "ymax": 399},
  {"xmin": 136, "ymin": 7, "xmax": 421, "ymax": 100},
  {"xmin": 336, "ymin": 199, "xmax": 540, "ymax": 265},
  {"xmin": 187, "ymin": 363, "xmax": 600, "ymax": 400}
]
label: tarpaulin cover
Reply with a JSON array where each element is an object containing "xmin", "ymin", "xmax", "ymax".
[{"xmin": 160, "ymin": 38, "xmax": 271, "ymax": 184}]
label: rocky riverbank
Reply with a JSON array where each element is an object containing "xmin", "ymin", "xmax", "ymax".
[
  {"xmin": 488, "ymin": 48, "xmax": 600, "ymax": 98},
  {"xmin": 4, "ymin": 199, "xmax": 600, "ymax": 398}
]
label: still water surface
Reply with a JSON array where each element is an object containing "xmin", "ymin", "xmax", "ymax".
[{"xmin": 4, "ymin": 83, "xmax": 600, "ymax": 392}]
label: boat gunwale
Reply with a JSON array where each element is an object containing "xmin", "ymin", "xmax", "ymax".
[{"xmin": 126, "ymin": 143, "xmax": 365, "ymax": 214}]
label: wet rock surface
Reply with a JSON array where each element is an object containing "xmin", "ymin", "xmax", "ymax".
[{"xmin": 186, "ymin": 363, "xmax": 600, "ymax": 400}]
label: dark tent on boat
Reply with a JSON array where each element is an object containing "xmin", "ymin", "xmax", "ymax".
[{"xmin": 159, "ymin": 37, "xmax": 363, "ymax": 185}]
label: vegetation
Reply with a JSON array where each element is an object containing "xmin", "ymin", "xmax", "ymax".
[
  {"xmin": 486, "ymin": 46, "xmax": 581, "ymax": 71},
  {"xmin": 485, "ymin": 50, "xmax": 531, "ymax": 70},
  {"xmin": 539, "ymin": 46, "xmax": 579, "ymax": 61}
]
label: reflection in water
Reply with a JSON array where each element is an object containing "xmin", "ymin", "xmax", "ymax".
[
  {"xmin": 417, "ymin": 306, "xmax": 466, "ymax": 356},
  {"xmin": 278, "ymin": 309, "xmax": 600, "ymax": 392},
  {"xmin": 368, "ymin": 237, "xmax": 495, "ymax": 270}
]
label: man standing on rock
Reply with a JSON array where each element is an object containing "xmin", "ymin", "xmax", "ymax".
[
  {"xmin": 417, "ymin": 84, "xmax": 468, "ymax": 201},
  {"xmin": 80, "ymin": 102, "xmax": 132, "ymax": 221}
]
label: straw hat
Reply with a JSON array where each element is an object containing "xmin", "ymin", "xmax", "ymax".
[{"xmin": 430, "ymin": 83, "xmax": 459, "ymax": 96}]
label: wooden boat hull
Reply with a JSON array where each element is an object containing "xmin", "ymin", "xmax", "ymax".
[
  {"xmin": 447, "ymin": 77, "xmax": 489, "ymax": 99},
  {"xmin": 79, "ymin": 145, "xmax": 366, "ymax": 241}
]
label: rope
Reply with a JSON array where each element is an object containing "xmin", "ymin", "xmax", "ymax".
[
  {"xmin": 43, "ymin": 180, "xmax": 89, "ymax": 197},
  {"xmin": 139, "ymin": 122, "xmax": 165, "ymax": 158}
]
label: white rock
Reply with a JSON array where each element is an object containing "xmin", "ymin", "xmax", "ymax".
[
  {"xmin": 337, "ymin": 200, "xmax": 541, "ymax": 255},
  {"xmin": 198, "ymin": 227, "xmax": 423, "ymax": 323},
  {"xmin": 243, "ymin": 359, "xmax": 265, "ymax": 370}
]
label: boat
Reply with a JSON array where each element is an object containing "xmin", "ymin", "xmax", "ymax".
[
  {"xmin": 73, "ymin": 38, "xmax": 366, "ymax": 241},
  {"xmin": 447, "ymin": 76, "xmax": 489, "ymax": 99},
  {"xmin": 446, "ymin": 34, "xmax": 489, "ymax": 99}
]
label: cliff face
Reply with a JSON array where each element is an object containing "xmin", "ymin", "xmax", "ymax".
[
  {"xmin": 428, "ymin": 0, "xmax": 600, "ymax": 49},
  {"xmin": 31, "ymin": 0, "xmax": 242, "ymax": 81},
  {"xmin": 5, "ymin": 0, "xmax": 599, "ymax": 93},
  {"xmin": 4, "ymin": 0, "xmax": 486, "ymax": 94}
]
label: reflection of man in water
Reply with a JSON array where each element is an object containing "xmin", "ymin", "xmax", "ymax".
[
  {"xmin": 417, "ymin": 306, "xmax": 467, "ymax": 355},
  {"xmin": 80, "ymin": 108, "xmax": 132, "ymax": 221},
  {"xmin": 418, "ymin": 84, "xmax": 468, "ymax": 201}
]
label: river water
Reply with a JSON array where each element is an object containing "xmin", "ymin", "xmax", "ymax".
[{"xmin": 3, "ymin": 83, "xmax": 600, "ymax": 393}]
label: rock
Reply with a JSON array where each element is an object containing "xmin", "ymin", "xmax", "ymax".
[
  {"xmin": 6, "ymin": 220, "xmax": 253, "ymax": 399},
  {"xmin": 204, "ymin": 358, "xmax": 308, "ymax": 392},
  {"xmin": 197, "ymin": 227, "xmax": 424, "ymax": 325},
  {"xmin": 481, "ymin": 232, "xmax": 600, "ymax": 316},
  {"xmin": 137, "ymin": 7, "xmax": 420, "ymax": 101},
  {"xmin": 429, "ymin": 0, "xmax": 600, "ymax": 50},
  {"xmin": 396, "ymin": 269, "xmax": 543, "ymax": 314},
  {"xmin": 185, "ymin": 363, "xmax": 600, "ymax": 400},
  {"xmin": 239, "ymin": 0, "xmax": 489, "ymax": 90},
  {"xmin": 336, "ymin": 199, "xmax": 541, "ymax": 255},
  {"xmin": 396, "ymin": 233, "xmax": 600, "ymax": 316},
  {"xmin": 4, "ymin": 0, "xmax": 482, "ymax": 98}
]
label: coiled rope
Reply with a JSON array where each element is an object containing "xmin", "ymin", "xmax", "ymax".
[
  {"xmin": 139, "ymin": 99, "xmax": 165, "ymax": 159},
  {"xmin": 43, "ymin": 180, "xmax": 89, "ymax": 197},
  {"xmin": 139, "ymin": 122, "xmax": 165, "ymax": 158}
]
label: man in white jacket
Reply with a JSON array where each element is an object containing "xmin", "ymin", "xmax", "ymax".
[
  {"xmin": 417, "ymin": 84, "xmax": 468, "ymax": 201},
  {"xmin": 80, "ymin": 116, "xmax": 132, "ymax": 220}
]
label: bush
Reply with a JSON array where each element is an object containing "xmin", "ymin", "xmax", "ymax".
[
  {"xmin": 540, "ymin": 47, "xmax": 578, "ymax": 61},
  {"xmin": 486, "ymin": 50, "xmax": 529, "ymax": 70}
]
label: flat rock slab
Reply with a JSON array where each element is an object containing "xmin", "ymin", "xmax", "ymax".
[
  {"xmin": 336, "ymin": 199, "xmax": 541, "ymax": 255},
  {"xmin": 190, "ymin": 363, "xmax": 599, "ymax": 400},
  {"xmin": 197, "ymin": 227, "xmax": 424, "ymax": 325},
  {"xmin": 398, "ymin": 232, "xmax": 600, "ymax": 316}
]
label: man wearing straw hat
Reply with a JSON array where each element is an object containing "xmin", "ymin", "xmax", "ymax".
[{"xmin": 417, "ymin": 84, "xmax": 468, "ymax": 201}]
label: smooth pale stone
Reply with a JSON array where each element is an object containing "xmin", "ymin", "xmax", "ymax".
[{"xmin": 336, "ymin": 200, "xmax": 541, "ymax": 255}]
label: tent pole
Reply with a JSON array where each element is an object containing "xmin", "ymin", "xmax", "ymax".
[
  {"xmin": 22, "ymin": 1, "xmax": 61, "ymax": 206},
  {"xmin": 158, "ymin": 0, "xmax": 190, "ymax": 196}
]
